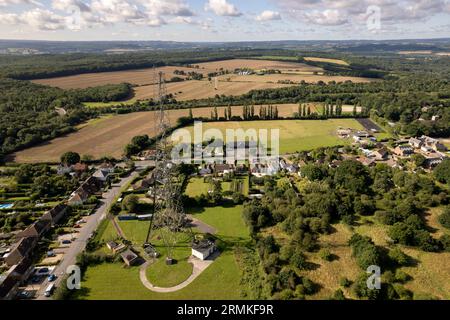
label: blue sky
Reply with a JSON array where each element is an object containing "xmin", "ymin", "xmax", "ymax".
[{"xmin": 0, "ymin": 0, "xmax": 449, "ymax": 41}]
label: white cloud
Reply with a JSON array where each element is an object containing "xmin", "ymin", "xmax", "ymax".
[
  {"xmin": 256, "ymin": 10, "xmax": 281, "ymax": 21},
  {"xmin": 304, "ymin": 9, "xmax": 348, "ymax": 26},
  {"xmin": 205, "ymin": 0, "xmax": 241, "ymax": 17},
  {"xmin": 275, "ymin": 0, "xmax": 450, "ymax": 25},
  {"xmin": 0, "ymin": 8, "xmax": 68, "ymax": 30},
  {"xmin": 0, "ymin": 0, "xmax": 41, "ymax": 6},
  {"xmin": 140, "ymin": 0, "xmax": 194, "ymax": 17}
]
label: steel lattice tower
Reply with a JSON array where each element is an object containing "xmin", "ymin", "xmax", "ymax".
[{"xmin": 144, "ymin": 71, "xmax": 187, "ymax": 257}]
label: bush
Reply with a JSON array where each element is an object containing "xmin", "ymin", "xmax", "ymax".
[
  {"xmin": 331, "ymin": 289, "xmax": 346, "ymax": 300},
  {"xmin": 395, "ymin": 270, "xmax": 411, "ymax": 283},
  {"xmin": 388, "ymin": 247, "xmax": 410, "ymax": 266},
  {"xmin": 438, "ymin": 207, "xmax": 450, "ymax": 229},
  {"xmin": 339, "ymin": 277, "xmax": 352, "ymax": 288},
  {"xmin": 318, "ymin": 248, "xmax": 333, "ymax": 261},
  {"xmin": 290, "ymin": 250, "xmax": 308, "ymax": 270},
  {"xmin": 440, "ymin": 234, "xmax": 450, "ymax": 252}
]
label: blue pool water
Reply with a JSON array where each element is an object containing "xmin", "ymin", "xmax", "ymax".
[{"xmin": 0, "ymin": 203, "xmax": 13, "ymax": 209}]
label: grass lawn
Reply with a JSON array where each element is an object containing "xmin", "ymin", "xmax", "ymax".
[
  {"xmin": 118, "ymin": 219, "xmax": 150, "ymax": 245},
  {"xmin": 188, "ymin": 205, "xmax": 250, "ymax": 245},
  {"xmin": 146, "ymin": 233, "xmax": 193, "ymax": 288},
  {"xmin": 96, "ymin": 219, "xmax": 120, "ymax": 243},
  {"xmin": 185, "ymin": 177, "xmax": 249, "ymax": 197},
  {"xmin": 77, "ymin": 205, "xmax": 250, "ymax": 300},
  {"xmin": 184, "ymin": 177, "xmax": 212, "ymax": 197},
  {"xmin": 186, "ymin": 119, "xmax": 365, "ymax": 154},
  {"xmin": 76, "ymin": 250, "xmax": 242, "ymax": 300}
]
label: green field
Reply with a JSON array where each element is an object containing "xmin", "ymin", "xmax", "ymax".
[
  {"xmin": 188, "ymin": 205, "xmax": 250, "ymax": 245},
  {"xmin": 185, "ymin": 177, "xmax": 249, "ymax": 197},
  {"xmin": 77, "ymin": 205, "xmax": 248, "ymax": 299},
  {"xmin": 186, "ymin": 119, "xmax": 366, "ymax": 154}
]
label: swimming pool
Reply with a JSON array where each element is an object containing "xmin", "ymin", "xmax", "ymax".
[{"xmin": 0, "ymin": 203, "xmax": 13, "ymax": 209}]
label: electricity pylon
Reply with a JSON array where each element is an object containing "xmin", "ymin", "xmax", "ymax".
[{"xmin": 144, "ymin": 71, "xmax": 187, "ymax": 260}]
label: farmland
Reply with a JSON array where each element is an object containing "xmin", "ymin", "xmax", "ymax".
[
  {"xmin": 184, "ymin": 119, "xmax": 366, "ymax": 154},
  {"xmin": 32, "ymin": 58, "xmax": 375, "ymax": 103},
  {"xmin": 10, "ymin": 103, "xmax": 353, "ymax": 163}
]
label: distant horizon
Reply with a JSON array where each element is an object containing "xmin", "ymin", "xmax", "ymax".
[{"xmin": 1, "ymin": 36, "xmax": 450, "ymax": 43}]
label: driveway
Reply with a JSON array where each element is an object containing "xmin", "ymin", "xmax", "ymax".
[{"xmin": 36, "ymin": 170, "xmax": 140, "ymax": 300}]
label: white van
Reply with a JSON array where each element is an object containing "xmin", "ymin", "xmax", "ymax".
[{"xmin": 44, "ymin": 283, "xmax": 55, "ymax": 297}]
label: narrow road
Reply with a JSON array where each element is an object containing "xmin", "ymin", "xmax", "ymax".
[{"xmin": 37, "ymin": 170, "xmax": 140, "ymax": 300}]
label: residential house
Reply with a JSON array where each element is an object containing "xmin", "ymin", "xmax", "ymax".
[
  {"xmin": 199, "ymin": 164, "xmax": 213, "ymax": 176},
  {"xmin": 7, "ymin": 258, "xmax": 33, "ymax": 283},
  {"xmin": 357, "ymin": 157, "xmax": 376, "ymax": 167},
  {"xmin": 93, "ymin": 169, "xmax": 111, "ymax": 182},
  {"xmin": 69, "ymin": 176, "xmax": 103, "ymax": 206},
  {"xmin": 192, "ymin": 239, "xmax": 216, "ymax": 261},
  {"xmin": 5, "ymin": 236, "xmax": 38, "ymax": 267},
  {"xmin": 409, "ymin": 137, "xmax": 423, "ymax": 149},
  {"xmin": 41, "ymin": 203, "xmax": 67, "ymax": 226},
  {"xmin": 421, "ymin": 135, "xmax": 447, "ymax": 152},
  {"xmin": 424, "ymin": 153, "xmax": 445, "ymax": 168},
  {"xmin": 394, "ymin": 145, "xmax": 414, "ymax": 157},
  {"xmin": 373, "ymin": 149, "xmax": 389, "ymax": 161},
  {"xmin": 15, "ymin": 220, "xmax": 50, "ymax": 240},
  {"xmin": 0, "ymin": 275, "xmax": 19, "ymax": 300},
  {"xmin": 213, "ymin": 164, "xmax": 234, "ymax": 175},
  {"xmin": 98, "ymin": 162, "xmax": 115, "ymax": 173},
  {"xmin": 68, "ymin": 189, "xmax": 90, "ymax": 206}
]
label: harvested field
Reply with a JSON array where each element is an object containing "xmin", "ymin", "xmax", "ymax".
[
  {"xmin": 303, "ymin": 57, "xmax": 349, "ymax": 66},
  {"xmin": 136, "ymin": 74, "xmax": 374, "ymax": 101},
  {"xmin": 134, "ymin": 80, "xmax": 293, "ymax": 101},
  {"xmin": 32, "ymin": 66, "xmax": 202, "ymax": 89},
  {"xmin": 10, "ymin": 104, "xmax": 306, "ymax": 163},
  {"xmin": 194, "ymin": 59, "xmax": 322, "ymax": 73}
]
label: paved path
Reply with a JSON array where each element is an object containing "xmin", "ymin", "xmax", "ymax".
[
  {"xmin": 139, "ymin": 252, "xmax": 220, "ymax": 293},
  {"xmin": 187, "ymin": 214, "xmax": 217, "ymax": 234},
  {"xmin": 36, "ymin": 171, "xmax": 140, "ymax": 300},
  {"xmin": 111, "ymin": 217, "xmax": 126, "ymax": 239}
]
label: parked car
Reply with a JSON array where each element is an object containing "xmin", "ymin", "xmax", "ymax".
[
  {"xmin": 48, "ymin": 274, "xmax": 57, "ymax": 282},
  {"xmin": 62, "ymin": 240, "xmax": 71, "ymax": 244},
  {"xmin": 37, "ymin": 267, "xmax": 49, "ymax": 274},
  {"xmin": 73, "ymin": 224, "xmax": 81, "ymax": 229},
  {"xmin": 47, "ymin": 250, "xmax": 56, "ymax": 257},
  {"xmin": 17, "ymin": 291, "xmax": 32, "ymax": 299}
]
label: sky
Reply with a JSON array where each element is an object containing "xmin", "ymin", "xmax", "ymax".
[{"xmin": 0, "ymin": 0, "xmax": 450, "ymax": 41}]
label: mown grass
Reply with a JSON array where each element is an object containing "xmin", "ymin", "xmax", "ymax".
[
  {"xmin": 77, "ymin": 205, "xmax": 249, "ymax": 300},
  {"xmin": 186, "ymin": 119, "xmax": 365, "ymax": 154}
]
